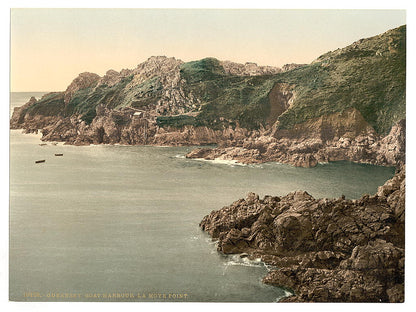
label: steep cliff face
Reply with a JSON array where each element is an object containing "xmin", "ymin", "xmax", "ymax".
[
  {"xmin": 124, "ymin": 56, "xmax": 198, "ymax": 116},
  {"xmin": 186, "ymin": 116, "xmax": 405, "ymax": 168},
  {"xmin": 200, "ymin": 166, "xmax": 405, "ymax": 302},
  {"xmin": 11, "ymin": 26, "xmax": 406, "ymax": 168},
  {"xmin": 10, "ymin": 93, "xmax": 64, "ymax": 132},
  {"xmin": 10, "ymin": 96, "xmax": 37, "ymax": 127},
  {"xmin": 37, "ymin": 104, "xmax": 253, "ymax": 146},
  {"xmin": 276, "ymin": 25, "xmax": 405, "ymax": 136},
  {"xmin": 183, "ymin": 23, "xmax": 406, "ymax": 167},
  {"xmin": 267, "ymin": 83, "xmax": 294, "ymax": 125},
  {"xmin": 64, "ymin": 72, "xmax": 101, "ymax": 105}
]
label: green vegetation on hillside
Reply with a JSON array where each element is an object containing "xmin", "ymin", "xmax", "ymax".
[
  {"xmin": 24, "ymin": 92, "xmax": 65, "ymax": 116},
  {"xmin": 64, "ymin": 75, "xmax": 135, "ymax": 123},
  {"xmin": 156, "ymin": 115, "xmax": 196, "ymax": 128},
  {"xmin": 180, "ymin": 57, "xmax": 226, "ymax": 84},
  {"xmin": 20, "ymin": 25, "xmax": 405, "ymax": 135},
  {"xmin": 275, "ymin": 25, "xmax": 406, "ymax": 135},
  {"xmin": 182, "ymin": 73, "xmax": 277, "ymax": 129},
  {"xmin": 171, "ymin": 26, "xmax": 405, "ymax": 134}
]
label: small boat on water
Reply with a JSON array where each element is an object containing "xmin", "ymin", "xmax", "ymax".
[
  {"xmin": 54, "ymin": 153, "xmax": 63, "ymax": 156},
  {"xmin": 39, "ymin": 143, "xmax": 47, "ymax": 146},
  {"xmin": 35, "ymin": 160, "xmax": 45, "ymax": 163}
]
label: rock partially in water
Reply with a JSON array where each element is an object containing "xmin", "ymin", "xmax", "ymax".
[
  {"xmin": 200, "ymin": 166, "xmax": 405, "ymax": 302},
  {"xmin": 187, "ymin": 112, "xmax": 405, "ymax": 168}
]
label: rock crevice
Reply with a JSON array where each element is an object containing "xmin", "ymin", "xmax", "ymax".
[
  {"xmin": 200, "ymin": 167, "xmax": 405, "ymax": 302},
  {"xmin": 187, "ymin": 115, "xmax": 405, "ymax": 168}
]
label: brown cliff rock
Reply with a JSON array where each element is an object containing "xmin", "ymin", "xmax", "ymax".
[
  {"xmin": 267, "ymin": 83, "xmax": 294, "ymax": 125},
  {"xmin": 10, "ymin": 96, "xmax": 37, "ymax": 128},
  {"xmin": 220, "ymin": 61, "xmax": 282, "ymax": 76},
  {"xmin": 282, "ymin": 63, "xmax": 307, "ymax": 71},
  {"xmin": 12, "ymin": 93, "xmax": 404, "ymax": 169},
  {"xmin": 186, "ymin": 116, "xmax": 405, "ymax": 168},
  {"xmin": 200, "ymin": 166, "xmax": 405, "ymax": 302},
  {"xmin": 64, "ymin": 72, "xmax": 101, "ymax": 104}
]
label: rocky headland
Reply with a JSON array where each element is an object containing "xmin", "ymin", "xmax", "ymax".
[
  {"xmin": 200, "ymin": 166, "xmax": 405, "ymax": 302},
  {"xmin": 10, "ymin": 25, "xmax": 406, "ymax": 303},
  {"xmin": 11, "ymin": 26, "xmax": 405, "ymax": 170},
  {"xmin": 10, "ymin": 56, "xmax": 284, "ymax": 146}
]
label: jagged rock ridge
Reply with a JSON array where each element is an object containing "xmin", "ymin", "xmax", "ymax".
[
  {"xmin": 10, "ymin": 25, "xmax": 406, "ymax": 168},
  {"xmin": 200, "ymin": 166, "xmax": 405, "ymax": 302}
]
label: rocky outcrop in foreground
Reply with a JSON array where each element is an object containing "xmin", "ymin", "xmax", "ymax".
[{"xmin": 200, "ymin": 167, "xmax": 405, "ymax": 302}]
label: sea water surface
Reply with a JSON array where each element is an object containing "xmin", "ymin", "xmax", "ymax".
[{"xmin": 9, "ymin": 93, "xmax": 396, "ymax": 302}]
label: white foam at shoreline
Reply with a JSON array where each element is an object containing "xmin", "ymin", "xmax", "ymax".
[
  {"xmin": 224, "ymin": 254, "xmax": 265, "ymax": 268},
  {"xmin": 192, "ymin": 157, "xmax": 247, "ymax": 167},
  {"xmin": 275, "ymin": 289, "xmax": 295, "ymax": 302}
]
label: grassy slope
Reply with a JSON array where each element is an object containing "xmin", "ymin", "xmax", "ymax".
[
  {"xmin": 168, "ymin": 26, "xmax": 405, "ymax": 134},
  {"xmin": 63, "ymin": 75, "xmax": 135, "ymax": 123},
  {"xmin": 180, "ymin": 62, "xmax": 277, "ymax": 129},
  {"xmin": 275, "ymin": 25, "xmax": 406, "ymax": 135},
  {"xmin": 21, "ymin": 26, "xmax": 405, "ymax": 135},
  {"xmin": 24, "ymin": 92, "xmax": 65, "ymax": 116}
]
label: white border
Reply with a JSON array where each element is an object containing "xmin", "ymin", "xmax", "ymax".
[
  {"xmin": 2, "ymin": 1, "xmax": 415, "ymax": 312},
  {"xmin": 2, "ymin": 0, "xmax": 415, "ymax": 9}
]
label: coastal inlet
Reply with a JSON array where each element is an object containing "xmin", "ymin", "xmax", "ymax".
[{"xmin": 9, "ymin": 129, "xmax": 395, "ymax": 302}]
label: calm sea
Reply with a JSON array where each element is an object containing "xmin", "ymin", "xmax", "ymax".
[{"xmin": 9, "ymin": 92, "xmax": 395, "ymax": 302}]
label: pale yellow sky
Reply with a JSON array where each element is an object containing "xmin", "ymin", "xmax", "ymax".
[{"xmin": 10, "ymin": 9, "xmax": 406, "ymax": 92}]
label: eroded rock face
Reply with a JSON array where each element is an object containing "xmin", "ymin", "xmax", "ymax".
[
  {"xmin": 10, "ymin": 51, "xmax": 405, "ymax": 170},
  {"xmin": 97, "ymin": 69, "xmax": 133, "ymax": 87},
  {"xmin": 10, "ymin": 96, "xmax": 37, "ymax": 128},
  {"xmin": 282, "ymin": 63, "xmax": 307, "ymax": 71},
  {"xmin": 126, "ymin": 56, "xmax": 194, "ymax": 116},
  {"xmin": 377, "ymin": 119, "xmax": 406, "ymax": 165},
  {"xmin": 35, "ymin": 104, "xmax": 253, "ymax": 147},
  {"xmin": 220, "ymin": 60, "xmax": 282, "ymax": 76},
  {"xmin": 186, "ymin": 113, "xmax": 405, "ymax": 168},
  {"xmin": 200, "ymin": 167, "xmax": 405, "ymax": 302},
  {"xmin": 64, "ymin": 72, "xmax": 101, "ymax": 104},
  {"xmin": 12, "ymin": 88, "xmax": 405, "ymax": 169},
  {"xmin": 267, "ymin": 83, "xmax": 294, "ymax": 125}
]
